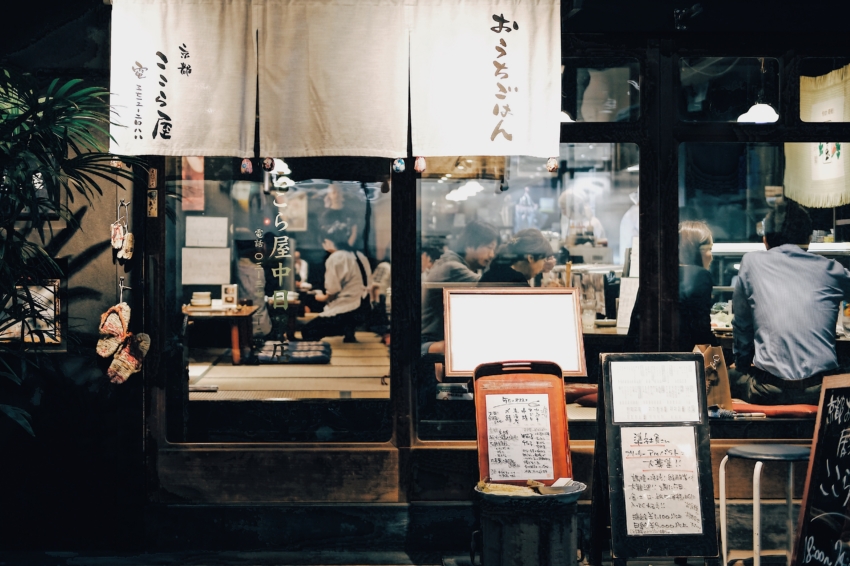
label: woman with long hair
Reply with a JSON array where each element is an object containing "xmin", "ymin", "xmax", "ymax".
[{"xmin": 678, "ymin": 220, "xmax": 717, "ymax": 351}]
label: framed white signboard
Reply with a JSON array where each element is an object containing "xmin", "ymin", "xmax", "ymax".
[{"xmin": 444, "ymin": 288, "xmax": 586, "ymax": 378}]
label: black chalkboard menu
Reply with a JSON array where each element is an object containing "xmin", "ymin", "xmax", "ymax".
[
  {"xmin": 590, "ymin": 353, "xmax": 718, "ymax": 564},
  {"xmin": 792, "ymin": 375, "xmax": 850, "ymax": 566}
]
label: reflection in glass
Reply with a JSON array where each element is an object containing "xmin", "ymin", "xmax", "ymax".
[
  {"xmin": 561, "ymin": 59, "xmax": 640, "ymax": 122},
  {"xmin": 416, "ymin": 144, "xmax": 638, "ymax": 439},
  {"xmin": 679, "ymin": 58, "xmax": 780, "ymax": 122},
  {"xmin": 166, "ymin": 158, "xmax": 391, "ymax": 404},
  {"xmin": 677, "ymin": 143, "xmax": 850, "ymax": 351}
]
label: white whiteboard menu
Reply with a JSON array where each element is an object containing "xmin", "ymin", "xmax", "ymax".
[
  {"xmin": 484, "ymin": 393, "xmax": 553, "ymax": 481},
  {"xmin": 611, "ymin": 361, "xmax": 700, "ymax": 423},
  {"xmin": 445, "ymin": 289, "xmax": 585, "ymax": 377},
  {"xmin": 621, "ymin": 426, "xmax": 703, "ymax": 536}
]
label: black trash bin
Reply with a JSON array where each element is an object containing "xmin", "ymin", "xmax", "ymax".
[{"xmin": 474, "ymin": 483, "xmax": 586, "ymax": 566}]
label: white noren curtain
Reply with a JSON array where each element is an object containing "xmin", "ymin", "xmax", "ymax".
[
  {"xmin": 109, "ymin": 0, "xmax": 256, "ymax": 156},
  {"xmin": 786, "ymin": 64, "xmax": 850, "ymax": 208},
  {"xmin": 409, "ymin": 0, "xmax": 561, "ymax": 158},
  {"xmin": 257, "ymin": 0, "xmax": 409, "ymax": 158}
]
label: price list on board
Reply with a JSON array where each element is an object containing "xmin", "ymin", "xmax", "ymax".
[
  {"xmin": 621, "ymin": 426, "xmax": 703, "ymax": 535},
  {"xmin": 485, "ymin": 394, "xmax": 553, "ymax": 481}
]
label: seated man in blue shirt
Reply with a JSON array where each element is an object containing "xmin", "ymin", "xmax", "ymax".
[{"xmin": 731, "ymin": 198, "xmax": 850, "ymax": 405}]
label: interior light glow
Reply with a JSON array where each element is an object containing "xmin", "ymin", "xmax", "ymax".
[{"xmin": 737, "ymin": 103, "xmax": 779, "ymax": 124}]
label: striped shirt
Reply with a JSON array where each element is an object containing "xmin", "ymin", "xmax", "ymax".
[{"xmin": 732, "ymin": 244, "xmax": 850, "ymax": 381}]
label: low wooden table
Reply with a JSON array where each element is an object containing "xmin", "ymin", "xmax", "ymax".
[{"xmin": 182, "ymin": 305, "xmax": 259, "ymax": 365}]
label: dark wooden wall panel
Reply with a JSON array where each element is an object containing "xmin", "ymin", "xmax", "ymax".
[{"xmin": 153, "ymin": 446, "xmax": 399, "ymax": 503}]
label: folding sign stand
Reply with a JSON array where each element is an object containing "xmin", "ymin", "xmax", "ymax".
[
  {"xmin": 474, "ymin": 360, "xmax": 572, "ymax": 483},
  {"xmin": 590, "ymin": 353, "xmax": 718, "ymax": 566},
  {"xmin": 472, "ymin": 361, "xmax": 585, "ymax": 566}
]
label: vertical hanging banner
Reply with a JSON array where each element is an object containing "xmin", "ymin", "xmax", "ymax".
[
  {"xmin": 109, "ymin": 0, "xmax": 256, "ymax": 156},
  {"xmin": 786, "ymin": 64, "xmax": 850, "ymax": 207},
  {"xmin": 410, "ymin": 0, "xmax": 561, "ymax": 158},
  {"xmin": 257, "ymin": 0, "xmax": 408, "ymax": 158}
]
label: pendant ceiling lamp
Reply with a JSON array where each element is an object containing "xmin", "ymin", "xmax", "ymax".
[{"xmin": 738, "ymin": 58, "xmax": 779, "ymax": 123}]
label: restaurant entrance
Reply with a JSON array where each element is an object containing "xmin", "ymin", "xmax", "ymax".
[{"xmin": 135, "ymin": 21, "xmax": 850, "ymax": 550}]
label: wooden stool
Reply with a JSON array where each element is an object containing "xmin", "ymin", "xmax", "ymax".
[{"xmin": 719, "ymin": 444, "xmax": 810, "ymax": 566}]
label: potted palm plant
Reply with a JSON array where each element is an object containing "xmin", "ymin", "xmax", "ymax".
[{"xmin": 0, "ymin": 67, "xmax": 141, "ymax": 433}]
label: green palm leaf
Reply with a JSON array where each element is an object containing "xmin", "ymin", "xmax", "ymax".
[{"xmin": 0, "ymin": 67, "xmax": 147, "ymax": 434}]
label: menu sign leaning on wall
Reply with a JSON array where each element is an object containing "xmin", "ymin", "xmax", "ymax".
[{"xmin": 792, "ymin": 375, "xmax": 850, "ymax": 566}]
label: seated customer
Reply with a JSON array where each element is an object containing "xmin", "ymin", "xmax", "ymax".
[
  {"xmin": 480, "ymin": 229, "xmax": 553, "ymax": 286},
  {"xmin": 234, "ymin": 234, "xmax": 272, "ymax": 338},
  {"xmin": 300, "ymin": 222, "xmax": 372, "ymax": 343},
  {"xmin": 678, "ymin": 220, "xmax": 717, "ymax": 352},
  {"xmin": 731, "ymin": 198, "xmax": 850, "ymax": 405},
  {"xmin": 421, "ymin": 220, "xmax": 499, "ymax": 356},
  {"xmin": 294, "ymin": 251, "xmax": 309, "ymax": 288}
]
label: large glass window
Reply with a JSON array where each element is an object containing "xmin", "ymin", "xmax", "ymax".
[
  {"xmin": 417, "ymin": 143, "xmax": 639, "ymax": 440},
  {"xmin": 679, "ymin": 57, "xmax": 780, "ymax": 122},
  {"xmin": 677, "ymin": 143, "xmax": 850, "ymax": 353},
  {"xmin": 561, "ymin": 58, "xmax": 640, "ymax": 122},
  {"xmin": 164, "ymin": 157, "xmax": 393, "ymax": 442}
]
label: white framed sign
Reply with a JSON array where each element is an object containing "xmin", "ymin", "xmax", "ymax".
[{"xmin": 444, "ymin": 288, "xmax": 586, "ymax": 378}]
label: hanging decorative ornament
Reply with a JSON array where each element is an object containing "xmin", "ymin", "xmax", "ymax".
[
  {"xmin": 241, "ymin": 158, "xmax": 253, "ymax": 174},
  {"xmin": 110, "ymin": 220, "xmax": 125, "ymax": 250},
  {"xmin": 262, "ymin": 157, "xmax": 275, "ymax": 172},
  {"xmin": 118, "ymin": 233, "xmax": 135, "ymax": 261},
  {"xmin": 414, "ymin": 157, "xmax": 427, "ymax": 173},
  {"xmin": 546, "ymin": 158, "xmax": 559, "ymax": 173},
  {"xmin": 392, "ymin": 158, "xmax": 405, "ymax": 174},
  {"xmin": 96, "ymin": 302, "xmax": 131, "ymax": 358},
  {"xmin": 111, "ymin": 200, "xmax": 129, "ymax": 250},
  {"xmin": 116, "ymin": 201, "xmax": 133, "ymax": 260}
]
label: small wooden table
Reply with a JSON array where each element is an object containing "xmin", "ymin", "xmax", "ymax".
[{"xmin": 182, "ymin": 305, "xmax": 259, "ymax": 365}]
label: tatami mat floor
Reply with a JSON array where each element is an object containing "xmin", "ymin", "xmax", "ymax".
[{"xmin": 188, "ymin": 331, "xmax": 390, "ymax": 401}]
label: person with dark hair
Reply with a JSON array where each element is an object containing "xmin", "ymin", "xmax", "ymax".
[
  {"xmin": 300, "ymin": 221, "xmax": 372, "ymax": 343},
  {"xmin": 318, "ymin": 183, "xmax": 367, "ymax": 250},
  {"xmin": 480, "ymin": 229, "xmax": 553, "ymax": 286},
  {"xmin": 730, "ymin": 197, "xmax": 850, "ymax": 404},
  {"xmin": 678, "ymin": 220, "xmax": 717, "ymax": 351},
  {"xmin": 421, "ymin": 243, "xmax": 444, "ymax": 279},
  {"xmin": 421, "ymin": 220, "xmax": 499, "ymax": 356}
]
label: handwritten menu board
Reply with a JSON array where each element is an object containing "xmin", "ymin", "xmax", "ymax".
[
  {"xmin": 591, "ymin": 353, "xmax": 717, "ymax": 563},
  {"xmin": 621, "ymin": 426, "xmax": 702, "ymax": 535},
  {"xmin": 611, "ymin": 361, "xmax": 701, "ymax": 423},
  {"xmin": 484, "ymin": 393, "xmax": 553, "ymax": 481},
  {"xmin": 792, "ymin": 378, "xmax": 850, "ymax": 566}
]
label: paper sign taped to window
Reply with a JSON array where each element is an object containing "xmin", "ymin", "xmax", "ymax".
[
  {"xmin": 182, "ymin": 247, "xmax": 231, "ymax": 285},
  {"xmin": 621, "ymin": 425, "xmax": 703, "ymax": 536}
]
